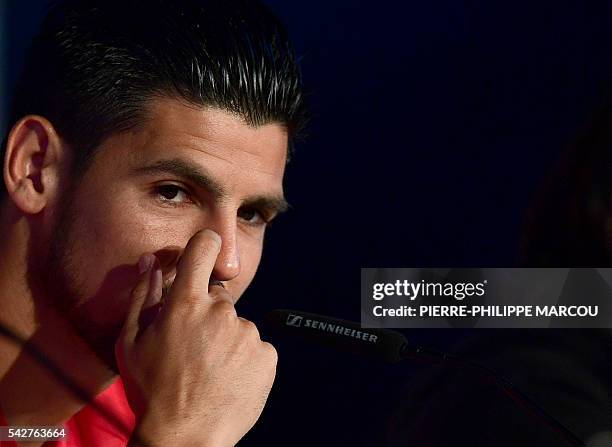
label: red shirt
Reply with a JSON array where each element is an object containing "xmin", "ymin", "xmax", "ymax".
[{"xmin": 0, "ymin": 378, "xmax": 135, "ymax": 447}]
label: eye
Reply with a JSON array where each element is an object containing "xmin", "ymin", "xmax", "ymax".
[
  {"xmin": 154, "ymin": 184, "xmax": 193, "ymax": 205},
  {"xmin": 238, "ymin": 207, "xmax": 268, "ymax": 227}
]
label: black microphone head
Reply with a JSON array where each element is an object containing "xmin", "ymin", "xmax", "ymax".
[{"xmin": 264, "ymin": 309, "xmax": 410, "ymax": 363}]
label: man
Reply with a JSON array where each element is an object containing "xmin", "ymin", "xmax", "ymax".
[{"xmin": 0, "ymin": 0, "xmax": 306, "ymax": 445}]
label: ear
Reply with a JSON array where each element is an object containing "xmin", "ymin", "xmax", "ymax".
[{"xmin": 2, "ymin": 116, "xmax": 69, "ymax": 214}]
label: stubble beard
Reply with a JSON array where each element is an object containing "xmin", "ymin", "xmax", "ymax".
[{"xmin": 42, "ymin": 198, "xmax": 122, "ymax": 374}]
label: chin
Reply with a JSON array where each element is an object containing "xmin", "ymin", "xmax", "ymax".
[{"xmin": 68, "ymin": 312, "xmax": 123, "ymax": 374}]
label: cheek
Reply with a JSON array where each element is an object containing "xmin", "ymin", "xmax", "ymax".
[
  {"xmin": 65, "ymin": 189, "xmax": 197, "ymax": 315},
  {"xmin": 231, "ymin": 234, "xmax": 264, "ymax": 300}
]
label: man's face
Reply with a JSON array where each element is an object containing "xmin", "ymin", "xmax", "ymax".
[{"xmin": 43, "ymin": 97, "xmax": 288, "ymax": 368}]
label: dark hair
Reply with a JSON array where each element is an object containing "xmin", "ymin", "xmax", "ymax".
[{"xmin": 1, "ymin": 0, "xmax": 306, "ymax": 197}]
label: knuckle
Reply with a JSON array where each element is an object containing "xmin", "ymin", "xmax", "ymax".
[
  {"xmin": 211, "ymin": 298, "xmax": 237, "ymax": 318},
  {"xmin": 130, "ymin": 283, "xmax": 146, "ymax": 303},
  {"xmin": 179, "ymin": 282, "xmax": 201, "ymax": 303},
  {"xmin": 262, "ymin": 341, "xmax": 278, "ymax": 364},
  {"xmin": 169, "ymin": 282, "xmax": 202, "ymax": 309},
  {"xmin": 241, "ymin": 319, "xmax": 260, "ymax": 338},
  {"xmin": 130, "ymin": 281, "xmax": 146, "ymax": 300}
]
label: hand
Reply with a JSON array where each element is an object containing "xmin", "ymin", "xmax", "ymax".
[{"xmin": 115, "ymin": 229, "xmax": 278, "ymax": 447}]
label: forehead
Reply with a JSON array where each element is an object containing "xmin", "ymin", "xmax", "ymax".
[{"xmin": 136, "ymin": 97, "xmax": 289, "ymax": 177}]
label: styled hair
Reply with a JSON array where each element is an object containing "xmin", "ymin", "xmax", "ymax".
[{"xmin": 1, "ymin": 0, "xmax": 306, "ymax": 196}]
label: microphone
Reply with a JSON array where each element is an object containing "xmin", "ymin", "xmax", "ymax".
[
  {"xmin": 264, "ymin": 308, "xmax": 412, "ymax": 363},
  {"xmin": 264, "ymin": 309, "xmax": 586, "ymax": 447}
]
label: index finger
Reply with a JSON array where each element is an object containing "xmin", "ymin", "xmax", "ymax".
[{"xmin": 161, "ymin": 229, "xmax": 222, "ymax": 316}]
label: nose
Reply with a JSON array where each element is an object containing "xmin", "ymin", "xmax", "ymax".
[{"xmin": 207, "ymin": 216, "xmax": 241, "ymax": 283}]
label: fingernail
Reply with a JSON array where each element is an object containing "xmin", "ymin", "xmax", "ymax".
[
  {"xmin": 202, "ymin": 229, "xmax": 222, "ymax": 246},
  {"xmin": 138, "ymin": 253, "xmax": 154, "ymax": 274}
]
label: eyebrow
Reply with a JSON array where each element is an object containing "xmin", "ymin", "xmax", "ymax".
[{"xmin": 133, "ymin": 158, "xmax": 290, "ymax": 216}]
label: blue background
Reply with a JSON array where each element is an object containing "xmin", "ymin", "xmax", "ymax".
[{"xmin": 3, "ymin": 1, "xmax": 612, "ymax": 444}]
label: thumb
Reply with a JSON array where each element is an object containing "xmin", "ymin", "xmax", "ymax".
[{"xmin": 120, "ymin": 253, "xmax": 161, "ymax": 344}]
